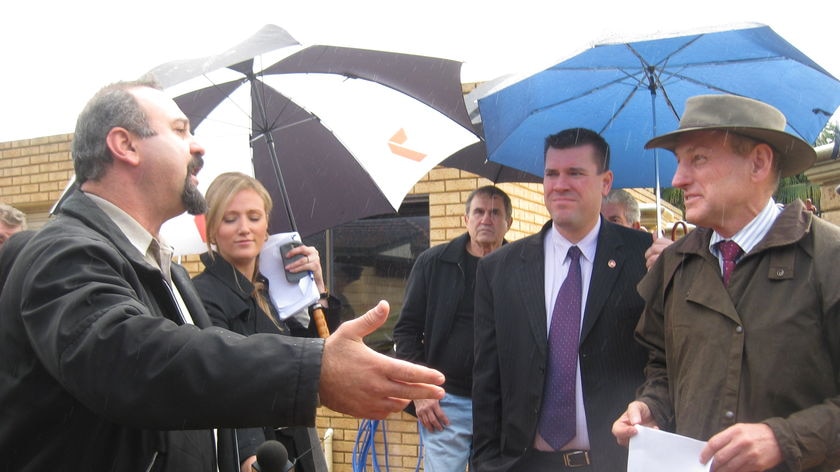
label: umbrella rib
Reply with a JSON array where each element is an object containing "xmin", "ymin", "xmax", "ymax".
[
  {"xmin": 249, "ymin": 117, "xmax": 319, "ymax": 144},
  {"xmin": 529, "ymin": 75, "xmax": 636, "ymax": 116}
]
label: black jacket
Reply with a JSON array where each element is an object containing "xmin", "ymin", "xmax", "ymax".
[
  {"xmin": 394, "ymin": 232, "xmax": 476, "ymax": 371},
  {"xmin": 0, "ymin": 192, "xmax": 323, "ymax": 471},
  {"xmin": 193, "ymin": 252, "xmax": 339, "ymax": 471}
]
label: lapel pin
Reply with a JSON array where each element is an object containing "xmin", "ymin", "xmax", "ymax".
[{"xmin": 608, "ymin": 259, "xmax": 617, "ymax": 268}]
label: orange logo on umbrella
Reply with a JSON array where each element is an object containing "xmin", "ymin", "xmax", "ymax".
[{"xmin": 388, "ymin": 128, "xmax": 427, "ymax": 162}]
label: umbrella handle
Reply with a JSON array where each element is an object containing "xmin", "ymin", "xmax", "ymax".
[
  {"xmin": 671, "ymin": 220, "xmax": 689, "ymax": 241},
  {"xmin": 309, "ymin": 303, "xmax": 331, "ymax": 338}
]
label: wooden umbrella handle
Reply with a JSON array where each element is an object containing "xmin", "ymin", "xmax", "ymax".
[
  {"xmin": 309, "ymin": 303, "xmax": 330, "ymax": 338},
  {"xmin": 671, "ymin": 220, "xmax": 689, "ymax": 241}
]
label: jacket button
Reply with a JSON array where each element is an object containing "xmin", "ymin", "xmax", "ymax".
[
  {"xmin": 735, "ymin": 326, "xmax": 743, "ymax": 333},
  {"xmin": 776, "ymin": 269, "xmax": 785, "ymax": 277},
  {"xmin": 724, "ymin": 410, "xmax": 735, "ymax": 419}
]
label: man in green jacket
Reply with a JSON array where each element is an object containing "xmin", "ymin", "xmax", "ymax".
[{"xmin": 612, "ymin": 94, "xmax": 840, "ymax": 471}]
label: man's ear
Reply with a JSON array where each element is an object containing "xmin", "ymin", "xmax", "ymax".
[
  {"xmin": 105, "ymin": 127, "xmax": 140, "ymax": 167},
  {"xmin": 751, "ymin": 143, "xmax": 774, "ymax": 181}
]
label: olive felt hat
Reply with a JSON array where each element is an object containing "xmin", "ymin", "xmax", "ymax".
[{"xmin": 644, "ymin": 94, "xmax": 817, "ymax": 177}]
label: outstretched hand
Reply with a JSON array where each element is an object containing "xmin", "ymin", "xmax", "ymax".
[{"xmin": 319, "ymin": 300, "xmax": 445, "ymax": 419}]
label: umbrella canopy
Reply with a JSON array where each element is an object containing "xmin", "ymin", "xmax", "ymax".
[
  {"xmin": 443, "ymin": 76, "xmax": 542, "ymax": 183},
  {"xmin": 478, "ymin": 23, "xmax": 840, "ymax": 192},
  {"xmin": 149, "ymin": 24, "xmax": 478, "ymax": 254},
  {"xmin": 440, "ymin": 140, "xmax": 541, "ymax": 183}
]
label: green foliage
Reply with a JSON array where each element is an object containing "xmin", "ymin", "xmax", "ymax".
[
  {"xmin": 660, "ymin": 187, "xmax": 685, "ymax": 216},
  {"xmin": 774, "ymin": 119, "xmax": 838, "ymax": 210}
]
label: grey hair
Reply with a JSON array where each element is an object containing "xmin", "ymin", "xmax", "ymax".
[
  {"xmin": 0, "ymin": 203, "xmax": 26, "ymax": 229},
  {"xmin": 603, "ymin": 189, "xmax": 640, "ymax": 225},
  {"xmin": 71, "ymin": 77, "xmax": 161, "ymax": 184}
]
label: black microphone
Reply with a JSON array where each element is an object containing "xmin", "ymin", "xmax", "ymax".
[{"xmin": 251, "ymin": 440, "xmax": 295, "ymax": 472}]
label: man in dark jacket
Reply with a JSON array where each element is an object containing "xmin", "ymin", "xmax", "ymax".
[
  {"xmin": 0, "ymin": 79, "xmax": 444, "ymax": 471},
  {"xmin": 394, "ymin": 185, "xmax": 512, "ymax": 472}
]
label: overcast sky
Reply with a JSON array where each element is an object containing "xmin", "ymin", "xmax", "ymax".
[{"xmin": 2, "ymin": 0, "xmax": 838, "ymax": 142}]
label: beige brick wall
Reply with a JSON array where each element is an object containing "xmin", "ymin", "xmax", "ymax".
[{"xmin": 0, "ymin": 134, "xmax": 74, "ymax": 227}]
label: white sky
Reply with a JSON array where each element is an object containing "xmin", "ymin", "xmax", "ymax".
[{"xmin": 1, "ymin": 0, "xmax": 838, "ymax": 143}]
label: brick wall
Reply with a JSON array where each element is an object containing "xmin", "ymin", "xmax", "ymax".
[{"xmin": 0, "ymin": 134, "xmax": 74, "ymax": 227}]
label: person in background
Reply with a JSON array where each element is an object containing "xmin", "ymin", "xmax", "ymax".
[
  {"xmin": 394, "ymin": 185, "xmax": 512, "ymax": 472},
  {"xmin": 472, "ymin": 128, "xmax": 652, "ymax": 471},
  {"xmin": 0, "ymin": 78, "xmax": 444, "ymax": 471},
  {"xmin": 612, "ymin": 94, "xmax": 840, "ymax": 471},
  {"xmin": 193, "ymin": 172, "xmax": 340, "ymax": 472},
  {"xmin": 601, "ymin": 188, "xmax": 643, "ymax": 230},
  {"xmin": 804, "ymin": 197, "xmax": 818, "ymax": 213},
  {"xmin": 0, "ymin": 229, "xmax": 36, "ymax": 291},
  {"xmin": 0, "ymin": 203, "xmax": 27, "ymax": 249}
]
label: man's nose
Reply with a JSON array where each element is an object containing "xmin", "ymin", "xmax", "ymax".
[{"xmin": 671, "ymin": 162, "xmax": 689, "ymax": 188}]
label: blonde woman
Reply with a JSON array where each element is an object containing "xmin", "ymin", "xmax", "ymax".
[{"xmin": 193, "ymin": 172, "xmax": 339, "ymax": 472}]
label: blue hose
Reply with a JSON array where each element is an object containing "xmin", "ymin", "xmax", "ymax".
[{"xmin": 351, "ymin": 419, "xmax": 425, "ymax": 472}]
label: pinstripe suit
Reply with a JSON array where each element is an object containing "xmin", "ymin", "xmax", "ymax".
[{"xmin": 472, "ymin": 219, "xmax": 652, "ymax": 472}]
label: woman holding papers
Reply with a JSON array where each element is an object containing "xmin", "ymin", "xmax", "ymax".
[{"xmin": 193, "ymin": 172, "xmax": 339, "ymax": 472}]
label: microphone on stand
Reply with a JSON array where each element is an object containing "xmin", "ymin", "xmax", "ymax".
[{"xmin": 251, "ymin": 440, "xmax": 295, "ymax": 472}]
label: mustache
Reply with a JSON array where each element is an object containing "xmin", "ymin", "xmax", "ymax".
[{"xmin": 187, "ymin": 154, "xmax": 204, "ymax": 176}]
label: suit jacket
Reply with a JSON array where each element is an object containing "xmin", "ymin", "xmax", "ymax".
[{"xmin": 472, "ymin": 219, "xmax": 651, "ymax": 472}]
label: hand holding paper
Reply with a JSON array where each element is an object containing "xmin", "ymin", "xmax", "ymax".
[
  {"xmin": 628, "ymin": 425, "xmax": 711, "ymax": 472},
  {"xmin": 259, "ymin": 232, "xmax": 319, "ymax": 323}
]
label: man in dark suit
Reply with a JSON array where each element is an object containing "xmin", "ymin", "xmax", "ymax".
[{"xmin": 472, "ymin": 128, "xmax": 652, "ymax": 472}]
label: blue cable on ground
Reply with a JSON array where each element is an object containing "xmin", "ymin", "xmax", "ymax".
[
  {"xmin": 352, "ymin": 419, "xmax": 385, "ymax": 471},
  {"xmin": 413, "ymin": 422, "xmax": 424, "ymax": 472},
  {"xmin": 352, "ymin": 418, "xmax": 426, "ymax": 472}
]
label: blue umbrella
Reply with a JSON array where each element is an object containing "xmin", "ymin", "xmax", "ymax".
[{"xmin": 478, "ymin": 23, "xmax": 840, "ymax": 230}]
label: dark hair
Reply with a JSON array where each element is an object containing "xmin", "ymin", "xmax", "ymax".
[
  {"xmin": 71, "ymin": 77, "xmax": 161, "ymax": 183},
  {"xmin": 465, "ymin": 185, "xmax": 512, "ymax": 219},
  {"xmin": 544, "ymin": 128, "xmax": 610, "ymax": 173}
]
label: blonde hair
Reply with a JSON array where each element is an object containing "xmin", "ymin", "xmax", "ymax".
[{"xmin": 203, "ymin": 172, "xmax": 275, "ymax": 317}]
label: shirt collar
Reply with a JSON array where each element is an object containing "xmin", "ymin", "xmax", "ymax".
[
  {"xmin": 84, "ymin": 192, "xmax": 170, "ymax": 266},
  {"xmin": 547, "ymin": 217, "xmax": 601, "ymax": 264},
  {"xmin": 710, "ymin": 198, "xmax": 780, "ymax": 256}
]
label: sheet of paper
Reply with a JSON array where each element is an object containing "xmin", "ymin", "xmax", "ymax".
[
  {"xmin": 628, "ymin": 425, "xmax": 711, "ymax": 472},
  {"xmin": 259, "ymin": 232, "xmax": 319, "ymax": 322}
]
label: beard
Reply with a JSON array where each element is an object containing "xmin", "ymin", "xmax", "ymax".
[{"xmin": 182, "ymin": 155, "xmax": 207, "ymax": 216}]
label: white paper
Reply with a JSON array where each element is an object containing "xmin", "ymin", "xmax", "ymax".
[
  {"xmin": 259, "ymin": 232, "xmax": 319, "ymax": 322},
  {"xmin": 628, "ymin": 425, "xmax": 711, "ymax": 472}
]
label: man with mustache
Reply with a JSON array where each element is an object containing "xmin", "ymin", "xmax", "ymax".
[{"xmin": 0, "ymin": 79, "xmax": 445, "ymax": 471}]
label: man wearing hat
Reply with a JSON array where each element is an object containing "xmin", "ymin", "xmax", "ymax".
[{"xmin": 612, "ymin": 94, "xmax": 840, "ymax": 471}]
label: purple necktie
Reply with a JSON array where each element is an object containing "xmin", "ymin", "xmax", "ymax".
[
  {"xmin": 538, "ymin": 245, "xmax": 582, "ymax": 450},
  {"xmin": 717, "ymin": 240, "xmax": 743, "ymax": 287}
]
